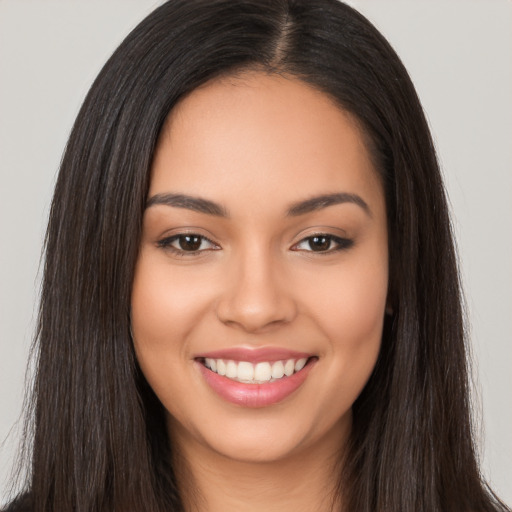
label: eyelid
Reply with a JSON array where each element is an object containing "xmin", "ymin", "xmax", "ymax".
[
  {"xmin": 290, "ymin": 233, "xmax": 354, "ymax": 253},
  {"xmin": 156, "ymin": 232, "xmax": 221, "ymax": 256},
  {"xmin": 155, "ymin": 230, "xmax": 353, "ymax": 256}
]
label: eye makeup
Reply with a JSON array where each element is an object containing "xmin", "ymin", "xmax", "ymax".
[{"xmin": 156, "ymin": 231, "xmax": 354, "ymax": 258}]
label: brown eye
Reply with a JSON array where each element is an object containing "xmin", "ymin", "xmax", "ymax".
[
  {"xmin": 157, "ymin": 233, "xmax": 219, "ymax": 254},
  {"xmin": 292, "ymin": 234, "xmax": 354, "ymax": 254},
  {"xmin": 178, "ymin": 235, "xmax": 202, "ymax": 251},
  {"xmin": 308, "ymin": 236, "xmax": 331, "ymax": 251}
]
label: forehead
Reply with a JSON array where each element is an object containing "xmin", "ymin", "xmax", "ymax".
[{"xmin": 149, "ymin": 71, "xmax": 383, "ymax": 216}]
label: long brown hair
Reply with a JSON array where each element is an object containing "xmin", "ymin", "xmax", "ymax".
[{"xmin": 7, "ymin": 1, "xmax": 510, "ymax": 510}]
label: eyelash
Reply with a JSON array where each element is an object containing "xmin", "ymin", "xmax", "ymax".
[
  {"xmin": 157, "ymin": 234, "xmax": 220, "ymax": 256},
  {"xmin": 157, "ymin": 232, "xmax": 354, "ymax": 256},
  {"xmin": 291, "ymin": 234, "xmax": 354, "ymax": 253}
]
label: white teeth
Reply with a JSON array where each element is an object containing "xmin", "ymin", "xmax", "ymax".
[
  {"xmin": 237, "ymin": 361, "xmax": 254, "ymax": 381},
  {"xmin": 254, "ymin": 362, "xmax": 272, "ymax": 382},
  {"xmin": 295, "ymin": 358, "xmax": 307, "ymax": 372},
  {"xmin": 217, "ymin": 359, "xmax": 226, "ymax": 376},
  {"xmin": 226, "ymin": 360, "xmax": 238, "ymax": 378},
  {"xmin": 284, "ymin": 359, "xmax": 295, "ymax": 376},
  {"xmin": 271, "ymin": 361, "xmax": 285, "ymax": 379},
  {"xmin": 202, "ymin": 357, "xmax": 311, "ymax": 383},
  {"xmin": 205, "ymin": 358, "xmax": 217, "ymax": 372}
]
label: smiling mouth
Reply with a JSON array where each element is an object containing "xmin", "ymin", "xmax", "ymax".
[{"xmin": 197, "ymin": 356, "xmax": 316, "ymax": 384}]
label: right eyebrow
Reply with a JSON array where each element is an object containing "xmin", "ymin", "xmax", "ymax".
[{"xmin": 145, "ymin": 193, "xmax": 229, "ymax": 217}]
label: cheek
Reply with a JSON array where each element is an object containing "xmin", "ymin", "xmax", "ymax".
[
  {"xmin": 309, "ymin": 250, "xmax": 388, "ymax": 347},
  {"xmin": 129, "ymin": 254, "xmax": 210, "ymax": 398},
  {"xmin": 130, "ymin": 255, "xmax": 211, "ymax": 421},
  {"xmin": 303, "ymin": 249, "xmax": 388, "ymax": 400},
  {"xmin": 131, "ymin": 254, "xmax": 209, "ymax": 348}
]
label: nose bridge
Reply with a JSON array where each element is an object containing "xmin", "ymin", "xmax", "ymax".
[{"xmin": 216, "ymin": 240, "xmax": 296, "ymax": 332}]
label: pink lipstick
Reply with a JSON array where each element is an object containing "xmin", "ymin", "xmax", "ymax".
[{"xmin": 195, "ymin": 347, "xmax": 317, "ymax": 408}]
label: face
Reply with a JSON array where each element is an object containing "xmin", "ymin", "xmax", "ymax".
[{"xmin": 131, "ymin": 72, "xmax": 388, "ymax": 464}]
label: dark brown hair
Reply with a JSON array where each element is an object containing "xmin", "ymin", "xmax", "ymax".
[{"xmin": 6, "ymin": 1, "xmax": 510, "ymax": 511}]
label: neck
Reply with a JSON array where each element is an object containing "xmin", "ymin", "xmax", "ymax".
[{"xmin": 170, "ymin": 419, "xmax": 350, "ymax": 512}]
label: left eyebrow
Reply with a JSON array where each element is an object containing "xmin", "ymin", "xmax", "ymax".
[{"xmin": 286, "ymin": 192, "xmax": 372, "ymax": 217}]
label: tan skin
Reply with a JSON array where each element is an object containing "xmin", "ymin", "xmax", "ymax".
[{"xmin": 131, "ymin": 71, "xmax": 389, "ymax": 512}]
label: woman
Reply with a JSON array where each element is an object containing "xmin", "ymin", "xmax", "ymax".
[{"xmin": 4, "ymin": 0, "xmax": 510, "ymax": 510}]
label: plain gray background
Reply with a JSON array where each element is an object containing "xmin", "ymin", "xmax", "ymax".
[{"xmin": 1, "ymin": 0, "xmax": 511, "ymax": 505}]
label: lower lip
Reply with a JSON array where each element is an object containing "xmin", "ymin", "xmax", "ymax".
[{"xmin": 197, "ymin": 359, "xmax": 316, "ymax": 408}]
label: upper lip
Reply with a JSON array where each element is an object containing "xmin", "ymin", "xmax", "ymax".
[{"xmin": 195, "ymin": 347, "xmax": 314, "ymax": 364}]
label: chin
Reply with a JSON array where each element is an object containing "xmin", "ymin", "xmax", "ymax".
[{"xmin": 167, "ymin": 404, "xmax": 352, "ymax": 466}]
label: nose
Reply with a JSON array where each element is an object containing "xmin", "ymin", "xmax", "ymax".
[{"xmin": 215, "ymin": 246, "xmax": 297, "ymax": 333}]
